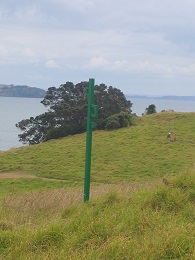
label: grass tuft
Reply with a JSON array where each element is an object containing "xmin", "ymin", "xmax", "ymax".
[{"xmin": 31, "ymin": 225, "xmax": 65, "ymax": 251}]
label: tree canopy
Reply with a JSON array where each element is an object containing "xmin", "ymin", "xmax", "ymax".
[
  {"xmin": 16, "ymin": 82, "xmax": 132, "ymax": 145},
  {"xmin": 145, "ymin": 104, "xmax": 157, "ymax": 115}
]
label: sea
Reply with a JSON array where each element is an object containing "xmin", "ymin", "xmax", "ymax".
[
  {"xmin": 0, "ymin": 97, "xmax": 47, "ymax": 151},
  {"xmin": 130, "ymin": 97, "xmax": 195, "ymax": 115},
  {"xmin": 0, "ymin": 96, "xmax": 195, "ymax": 151}
]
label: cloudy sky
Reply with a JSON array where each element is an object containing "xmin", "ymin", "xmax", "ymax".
[{"xmin": 1, "ymin": 0, "xmax": 195, "ymax": 96}]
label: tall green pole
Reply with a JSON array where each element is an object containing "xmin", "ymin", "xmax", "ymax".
[{"xmin": 84, "ymin": 78, "xmax": 98, "ymax": 202}]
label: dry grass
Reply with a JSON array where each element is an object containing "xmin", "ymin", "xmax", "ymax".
[
  {"xmin": 0, "ymin": 179, "xmax": 162, "ymax": 228},
  {"xmin": 0, "ymin": 172, "xmax": 40, "ymax": 179},
  {"xmin": 2, "ymin": 179, "xmax": 161, "ymax": 210}
]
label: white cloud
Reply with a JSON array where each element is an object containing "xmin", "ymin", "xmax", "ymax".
[
  {"xmin": 112, "ymin": 60, "xmax": 129, "ymax": 71},
  {"xmin": 84, "ymin": 55, "xmax": 195, "ymax": 79},
  {"xmin": 84, "ymin": 56, "xmax": 109, "ymax": 69},
  {"xmin": 45, "ymin": 59, "xmax": 59, "ymax": 68}
]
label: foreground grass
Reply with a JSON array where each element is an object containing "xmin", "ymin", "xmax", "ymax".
[
  {"xmin": 0, "ymin": 112, "xmax": 195, "ymax": 186},
  {"xmin": 0, "ymin": 170, "xmax": 194, "ymax": 259}
]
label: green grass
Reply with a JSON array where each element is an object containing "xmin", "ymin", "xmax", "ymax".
[
  {"xmin": 0, "ymin": 112, "xmax": 194, "ymax": 259},
  {"xmin": 0, "ymin": 171, "xmax": 194, "ymax": 259},
  {"xmin": 0, "ymin": 112, "xmax": 195, "ymax": 184},
  {"xmin": 0, "ymin": 178, "xmax": 68, "ymax": 199}
]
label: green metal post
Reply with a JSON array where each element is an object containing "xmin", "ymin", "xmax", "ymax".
[{"xmin": 84, "ymin": 78, "xmax": 98, "ymax": 202}]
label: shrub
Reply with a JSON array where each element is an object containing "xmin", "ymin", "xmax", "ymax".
[
  {"xmin": 105, "ymin": 112, "xmax": 132, "ymax": 130},
  {"xmin": 105, "ymin": 117, "xmax": 121, "ymax": 130}
]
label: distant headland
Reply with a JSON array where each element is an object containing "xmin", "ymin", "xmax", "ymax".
[
  {"xmin": 126, "ymin": 95, "xmax": 195, "ymax": 101},
  {"xmin": 0, "ymin": 84, "xmax": 46, "ymax": 98}
]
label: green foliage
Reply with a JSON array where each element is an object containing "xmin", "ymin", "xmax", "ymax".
[
  {"xmin": 45, "ymin": 121, "xmax": 86, "ymax": 141},
  {"xmin": 145, "ymin": 104, "xmax": 157, "ymax": 114},
  {"xmin": 16, "ymin": 82, "xmax": 132, "ymax": 144},
  {"xmin": 105, "ymin": 117, "xmax": 121, "ymax": 130},
  {"xmin": 105, "ymin": 112, "xmax": 133, "ymax": 130}
]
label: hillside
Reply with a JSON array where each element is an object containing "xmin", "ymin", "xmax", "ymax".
[
  {"xmin": 0, "ymin": 112, "xmax": 194, "ymax": 259},
  {"xmin": 0, "ymin": 84, "xmax": 46, "ymax": 98},
  {"xmin": 0, "ymin": 112, "xmax": 195, "ymax": 184}
]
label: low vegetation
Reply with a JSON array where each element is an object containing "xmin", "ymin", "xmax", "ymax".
[
  {"xmin": 0, "ymin": 171, "xmax": 194, "ymax": 259},
  {"xmin": 0, "ymin": 112, "xmax": 194, "ymax": 259}
]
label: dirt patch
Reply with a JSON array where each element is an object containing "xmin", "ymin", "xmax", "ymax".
[
  {"xmin": 0, "ymin": 172, "xmax": 38, "ymax": 179},
  {"xmin": 0, "ymin": 172, "xmax": 66, "ymax": 182}
]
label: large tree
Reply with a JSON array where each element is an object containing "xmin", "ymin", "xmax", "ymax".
[{"xmin": 16, "ymin": 81, "xmax": 132, "ymax": 145}]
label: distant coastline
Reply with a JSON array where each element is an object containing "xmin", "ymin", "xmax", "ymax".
[
  {"xmin": 0, "ymin": 84, "xmax": 46, "ymax": 98},
  {"xmin": 126, "ymin": 95, "xmax": 195, "ymax": 101},
  {"xmin": 128, "ymin": 96, "xmax": 195, "ymax": 116},
  {"xmin": 1, "ymin": 83, "xmax": 194, "ymax": 101}
]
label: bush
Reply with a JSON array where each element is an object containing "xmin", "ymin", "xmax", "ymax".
[
  {"xmin": 105, "ymin": 117, "xmax": 121, "ymax": 130},
  {"xmin": 105, "ymin": 112, "xmax": 132, "ymax": 130}
]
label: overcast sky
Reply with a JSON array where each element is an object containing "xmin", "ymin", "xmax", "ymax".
[{"xmin": 1, "ymin": 0, "xmax": 195, "ymax": 96}]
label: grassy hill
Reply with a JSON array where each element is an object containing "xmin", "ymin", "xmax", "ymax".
[
  {"xmin": 0, "ymin": 112, "xmax": 194, "ymax": 259},
  {"xmin": 0, "ymin": 112, "xmax": 195, "ymax": 184}
]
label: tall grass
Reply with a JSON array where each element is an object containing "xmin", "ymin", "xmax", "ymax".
[{"xmin": 0, "ymin": 170, "xmax": 194, "ymax": 259}]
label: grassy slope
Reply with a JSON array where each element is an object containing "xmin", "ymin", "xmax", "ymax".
[
  {"xmin": 0, "ymin": 112, "xmax": 195, "ymax": 184},
  {"xmin": 0, "ymin": 171, "xmax": 194, "ymax": 259},
  {"xmin": 0, "ymin": 112, "xmax": 195, "ymax": 259}
]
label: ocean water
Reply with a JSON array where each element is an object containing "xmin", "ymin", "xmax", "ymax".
[
  {"xmin": 0, "ymin": 97, "xmax": 46, "ymax": 151},
  {"xmin": 130, "ymin": 97, "xmax": 195, "ymax": 116},
  {"xmin": 0, "ymin": 96, "xmax": 194, "ymax": 151}
]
